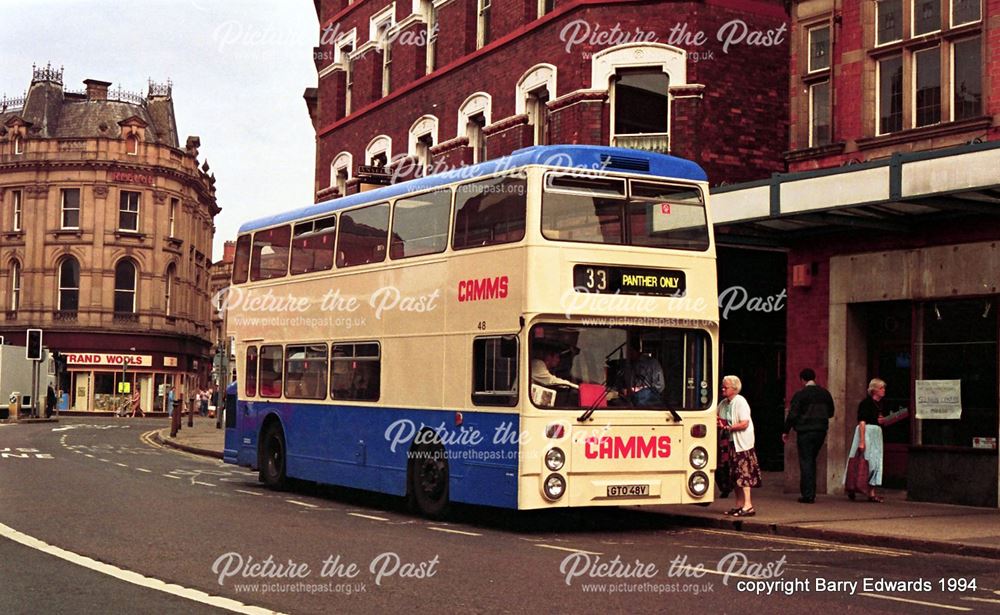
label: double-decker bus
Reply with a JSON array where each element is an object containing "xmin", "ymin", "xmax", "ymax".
[{"xmin": 223, "ymin": 145, "xmax": 719, "ymax": 516}]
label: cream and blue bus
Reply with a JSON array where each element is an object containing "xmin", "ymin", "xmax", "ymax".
[{"xmin": 223, "ymin": 145, "xmax": 719, "ymax": 516}]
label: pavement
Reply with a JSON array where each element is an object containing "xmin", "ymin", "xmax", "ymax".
[{"xmin": 157, "ymin": 418, "xmax": 1000, "ymax": 560}]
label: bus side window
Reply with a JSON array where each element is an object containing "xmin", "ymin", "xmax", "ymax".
[
  {"xmin": 245, "ymin": 346, "xmax": 258, "ymax": 397},
  {"xmin": 472, "ymin": 335, "xmax": 518, "ymax": 406},
  {"xmin": 331, "ymin": 342, "xmax": 380, "ymax": 401},
  {"xmin": 259, "ymin": 345, "xmax": 284, "ymax": 398},
  {"xmin": 232, "ymin": 235, "xmax": 252, "ymax": 284},
  {"xmin": 453, "ymin": 175, "xmax": 526, "ymax": 250}
]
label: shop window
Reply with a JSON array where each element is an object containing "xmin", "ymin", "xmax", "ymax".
[
  {"xmin": 58, "ymin": 257, "xmax": 80, "ymax": 311},
  {"xmin": 245, "ymin": 346, "xmax": 258, "ymax": 397},
  {"xmin": 119, "ymin": 190, "xmax": 140, "ymax": 231},
  {"xmin": 452, "ymin": 175, "xmax": 526, "ymax": 250},
  {"xmin": 331, "ymin": 342, "xmax": 380, "ymax": 401},
  {"xmin": 290, "ymin": 216, "xmax": 337, "ymax": 275},
  {"xmin": 232, "ymin": 234, "xmax": 252, "ymax": 284},
  {"xmin": 472, "ymin": 336, "xmax": 518, "ymax": 406},
  {"xmin": 61, "ymin": 188, "xmax": 81, "ymax": 229},
  {"xmin": 9, "ymin": 260, "xmax": 21, "ymax": 312},
  {"xmin": 114, "ymin": 259, "xmax": 137, "ymax": 314},
  {"xmin": 259, "ymin": 345, "xmax": 284, "ymax": 398},
  {"xmin": 919, "ymin": 299, "xmax": 998, "ymax": 447},
  {"xmin": 877, "ymin": 55, "xmax": 903, "ymax": 135},
  {"xmin": 250, "ymin": 225, "xmax": 291, "ymax": 281},
  {"xmin": 952, "ymin": 37, "xmax": 981, "ymax": 120},
  {"xmin": 612, "ymin": 69, "xmax": 670, "ymax": 151},
  {"xmin": 337, "ymin": 203, "xmax": 389, "ymax": 267},
  {"xmin": 284, "ymin": 344, "xmax": 328, "ymax": 400},
  {"xmin": 12, "ymin": 189, "xmax": 22, "ymax": 231},
  {"xmin": 390, "ymin": 189, "xmax": 450, "ymax": 259}
]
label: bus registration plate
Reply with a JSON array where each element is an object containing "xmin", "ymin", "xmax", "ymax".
[{"xmin": 607, "ymin": 484, "xmax": 649, "ymax": 497}]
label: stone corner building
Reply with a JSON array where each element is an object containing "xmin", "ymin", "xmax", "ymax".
[{"xmin": 0, "ymin": 64, "xmax": 219, "ymax": 413}]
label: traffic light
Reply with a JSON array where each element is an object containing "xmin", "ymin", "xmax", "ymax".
[{"xmin": 26, "ymin": 329, "xmax": 43, "ymax": 361}]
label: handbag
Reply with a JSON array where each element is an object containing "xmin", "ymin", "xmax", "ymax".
[{"xmin": 845, "ymin": 449, "xmax": 870, "ymax": 498}]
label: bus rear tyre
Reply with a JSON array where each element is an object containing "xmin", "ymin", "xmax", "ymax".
[
  {"xmin": 259, "ymin": 422, "xmax": 288, "ymax": 490},
  {"xmin": 408, "ymin": 440, "xmax": 449, "ymax": 519}
]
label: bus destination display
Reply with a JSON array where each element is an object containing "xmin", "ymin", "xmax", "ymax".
[{"xmin": 573, "ymin": 265, "xmax": 686, "ymax": 297}]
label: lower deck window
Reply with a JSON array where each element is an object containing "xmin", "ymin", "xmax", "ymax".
[
  {"xmin": 331, "ymin": 342, "xmax": 380, "ymax": 401},
  {"xmin": 472, "ymin": 336, "xmax": 518, "ymax": 406}
]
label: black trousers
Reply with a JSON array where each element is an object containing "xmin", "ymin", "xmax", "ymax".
[{"xmin": 796, "ymin": 430, "xmax": 827, "ymax": 500}]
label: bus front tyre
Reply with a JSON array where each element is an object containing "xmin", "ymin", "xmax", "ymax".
[
  {"xmin": 259, "ymin": 423, "xmax": 288, "ymax": 490},
  {"xmin": 408, "ymin": 441, "xmax": 449, "ymax": 519}
]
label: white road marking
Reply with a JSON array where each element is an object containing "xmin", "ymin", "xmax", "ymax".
[
  {"xmin": 286, "ymin": 500, "xmax": 319, "ymax": 509},
  {"xmin": 164, "ymin": 475, "xmax": 181, "ymax": 480},
  {"xmin": 427, "ymin": 527, "xmax": 481, "ymax": 537},
  {"xmin": 694, "ymin": 528, "xmax": 910, "ymax": 557},
  {"xmin": 671, "ymin": 565, "xmax": 763, "ymax": 581},
  {"xmin": 136, "ymin": 468, "xmax": 152, "ymax": 473},
  {"xmin": 860, "ymin": 593, "xmax": 971, "ymax": 611},
  {"xmin": 0, "ymin": 522, "xmax": 283, "ymax": 615},
  {"xmin": 535, "ymin": 544, "xmax": 602, "ymax": 556},
  {"xmin": 193, "ymin": 481, "xmax": 216, "ymax": 487},
  {"xmin": 960, "ymin": 597, "xmax": 1000, "ymax": 605},
  {"xmin": 115, "ymin": 463, "xmax": 128, "ymax": 468},
  {"xmin": 235, "ymin": 489, "xmax": 262, "ymax": 497},
  {"xmin": 347, "ymin": 512, "xmax": 388, "ymax": 521}
]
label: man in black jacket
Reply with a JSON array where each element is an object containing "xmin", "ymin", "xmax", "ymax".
[{"xmin": 782, "ymin": 368, "xmax": 835, "ymax": 503}]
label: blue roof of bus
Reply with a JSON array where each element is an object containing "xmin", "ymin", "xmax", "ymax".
[{"xmin": 238, "ymin": 145, "xmax": 707, "ymax": 233}]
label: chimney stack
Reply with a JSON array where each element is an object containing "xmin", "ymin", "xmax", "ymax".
[
  {"xmin": 83, "ymin": 79, "xmax": 111, "ymax": 101},
  {"xmin": 223, "ymin": 241, "xmax": 237, "ymax": 264}
]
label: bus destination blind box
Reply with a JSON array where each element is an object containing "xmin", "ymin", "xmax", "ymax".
[
  {"xmin": 573, "ymin": 265, "xmax": 687, "ymax": 297},
  {"xmin": 26, "ymin": 329, "xmax": 43, "ymax": 361}
]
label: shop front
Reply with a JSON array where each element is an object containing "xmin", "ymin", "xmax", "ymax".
[{"xmin": 65, "ymin": 351, "xmax": 190, "ymax": 414}]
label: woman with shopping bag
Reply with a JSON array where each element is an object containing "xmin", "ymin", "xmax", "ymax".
[{"xmin": 845, "ymin": 378, "xmax": 888, "ymax": 502}]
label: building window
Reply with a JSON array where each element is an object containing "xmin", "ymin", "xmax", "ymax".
[
  {"xmin": 414, "ymin": 133, "xmax": 433, "ymax": 177},
  {"xmin": 913, "ymin": 0, "xmax": 942, "ymax": 35},
  {"xmin": 9, "ymin": 260, "xmax": 21, "ymax": 312},
  {"xmin": 330, "ymin": 152, "xmax": 352, "ymax": 192},
  {"xmin": 337, "ymin": 203, "xmax": 390, "ymax": 267},
  {"xmin": 467, "ymin": 113, "xmax": 487, "ymax": 163},
  {"xmin": 365, "ymin": 135, "xmax": 392, "ymax": 170},
  {"xmin": 612, "ymin": 69, "xmax": 670, "ymax": 151},
  {"xmin": 58, "ymin": 257, "xmax": 80, "ymax": 311},
  {"xmin": 526, "ymin": 87, "xmax": 549, "ymax": 146},
  {"xmin": 114, "ymin": 259, "xmax": 137, "ymax": 314},
  {"xmin": 61, "ymin": 188, "xmax": 81, "ymax": 229},
  {"xmin": 809, "ymin": 81, "xmax": 831, "ymax": 147},
  {"xmin": 125, "ymin": 133, "xmax": 139, "ymax": 155},
  {"xmin": 951, "ymin": 0, "xmax": 980, "ymax": 25},
  {"xmin": 165, "ymin": 264, "xmax": 175, "ymax": 316},
  {"xmin": 808, "ymin": 25, "xmax": 830, "ymax": 72},
  {"xmin": 876, "ymin": 0, "xmax": 903, "ymax": 45},
  {"xmin": 169, "ymin": 198, "xmax": 178, "ymax": 237},
  {"xmin": 914, "ymin": 46, "xmax": 941, "ymax": 127},
  {"xmin": 426, "ymin": 4, "xmax": 438, "ymax": 74},
  {"xmin": 119, "ymin": 191, "xmax": 140, "ymax": 231},
  {"xmin": 538, "ymin": 0, "xmax": 555, "ymax": 17},
  {"xmin": 11, "ymin": 189, "xmax": 22, "ymax": 232},
  {"xmin": 877, "ymin": 55, "xmax": 903, "ymax": 135},
  {"xmin": 331, "ymin": 342, "xmax": 380, "ymax": 401},
  {"xmin": 472, "ymin": 336, "xmax": 518, "ymax": 406},
  {"xmin": 342, "ymin": 44, "xmax": 354, "ymax": 115},
  {"xmin": 477, "ymin": 0, "xmax": 491, "ymax": 49},
  {"xmin": 952, "ymin": 36, "xmax": 982, "ymax": 120},
  {"xmin": 13, "ymin": 136, "xmax": 24, "ymax": 155},
  {"xmin": 371, "ymin": 12, "xmax": 393, "ymax": 97}
]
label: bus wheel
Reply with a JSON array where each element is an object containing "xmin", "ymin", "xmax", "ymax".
[
  {"xmin": 409, "ymin": 440, "xmax": 449, "ymax": 518},
  {"xmin": 259, "ymin": 422, "xmax": 288, "ymax": 490}
]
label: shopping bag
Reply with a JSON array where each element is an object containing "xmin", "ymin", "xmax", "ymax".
[{"xmin": 845, "ymin": 450, "xmax": 870, "ymax": 498}]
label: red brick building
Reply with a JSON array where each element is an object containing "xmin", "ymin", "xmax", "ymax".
[
  {"xmin": 716, "ymin": 0, "xmax": 1000, "ymax": 506},
  {"xmin": 305, "ymin": 0, "xmax": 790, "ymax": 200}
]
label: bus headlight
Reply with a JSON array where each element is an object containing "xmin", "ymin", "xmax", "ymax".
[
  {"xmin": 689, "ymin": 447, "xmax": 709, "ymax": 469},
  {"xmin": 688, "ymin": 472, "xmax": 709, "ymax": 497},
  {"xmin": 545, "ymin": 447, "xmax": 565, "ymax": 471},
  {"xmin": 543, "ymin": 474, "xmax": 566, "ymax": 501}
]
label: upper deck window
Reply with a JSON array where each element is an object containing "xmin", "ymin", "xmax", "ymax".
[
  {"xmin": 542, "ymin": 175, "xmax": 708, "ymax": 251},
  {"xmin": 290, "ymin": 216, "xmax": 337, "ymax": 275},
  {"xmin": 453, "ymin": 175, "xmax": 526, "ymax": 250},
  {"xmin": 337, "ymin": 203, "xmax": 390, "ymax": 268},
  {"xmin": 250, "ymin": 226, "xmax": 291, "ymax": 281},
  {"xmin": 232, "ymin": 234, "xmax": 252, "ymax": 284},
  {"xmin": 390, "ymin": 189, "xmax": 451, "ymax": 259}
]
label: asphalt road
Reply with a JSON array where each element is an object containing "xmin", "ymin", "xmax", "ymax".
[{"xmin": 1, "ymin": 418, "xmax": 999, "ymax": 614}]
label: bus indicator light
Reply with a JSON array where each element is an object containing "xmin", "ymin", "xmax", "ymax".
[
  {"xmin": 545, "ymin": 423, "xmax": 565, "ymax": 439},
  {"xmin": 455, "ymin": 412, "xmax": 463, "ymax": 426}
]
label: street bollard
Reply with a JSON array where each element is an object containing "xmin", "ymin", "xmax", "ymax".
[
  {"xmin": 188, "ymin": 397, "xmax": 194, "ymax": 428},
  {"xmin": 170, "ymin": 399, "xmax": 182, "ymax": 437}
]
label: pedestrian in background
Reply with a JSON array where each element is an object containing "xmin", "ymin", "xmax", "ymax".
[
  {"xmin": 46, "ymin": 385, "xmax": 57, "ymax": 418},
  {"xmin": 782, "ymin": 368, "xmax": 835, "ymax": 503},
  {"xmin": 166, "ymin": 385, "xmax": 175, "ymax": 418},
  {"xmin": 719, "ymin": 375, "xmax": 761, "ymax": 517},
  {"xmin": 846, "ymin": 378, "xmax": 888, "ymax": 502}
]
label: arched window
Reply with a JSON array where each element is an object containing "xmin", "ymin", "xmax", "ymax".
[
  {"xmin": 330, "ymin": 152, "xmax": 352, "ymax": 194},
  {"xmin": 165, "ymin": 263, "xmax": 176, "ymax": 316},
  {"xmin": 408, "ymin": 115, "xmax": 439, "ymax": 178},
  {"xmin": 9, "ymin": 260, "xmax": 21, "ymax": 312},
  {"xmin": 58, "ymin": 257, "xmax": 80, "ymax": 311},
  {"xmin": 114, "ymin": 259, "xmax": 137, "ymax": 314},
  {"xmin": 516, "ymin": 65, "xmax": 557, "ymax": 146},
  {"xmin": 458, "ymin": 93, "xmax": 491, "ymax": 163},
  {"xmin": 365, "ymin": 135, "xmax": 392, "ymax": 168},
  {"xmin": 125, "ymin": 133, "xmax": 139, "ymax": 155}
]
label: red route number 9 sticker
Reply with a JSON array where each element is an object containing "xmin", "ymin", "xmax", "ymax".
[{"xmin": 660, "ymin": 203, "xmax": 672, "ymax": 214}]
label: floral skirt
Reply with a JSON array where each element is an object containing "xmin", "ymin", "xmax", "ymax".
[{"xmin": 730, "ymin": 447, "xmax": 762, "ymax": 488}]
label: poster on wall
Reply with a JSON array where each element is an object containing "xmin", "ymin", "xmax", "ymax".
[{"xmin": 915, "ymin": 379, "xmax": 962, "ymax": 419}]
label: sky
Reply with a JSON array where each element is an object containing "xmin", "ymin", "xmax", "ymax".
[{"xmin": 2, "ymin": 0, "xmax": 319, "ymax": 261}]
